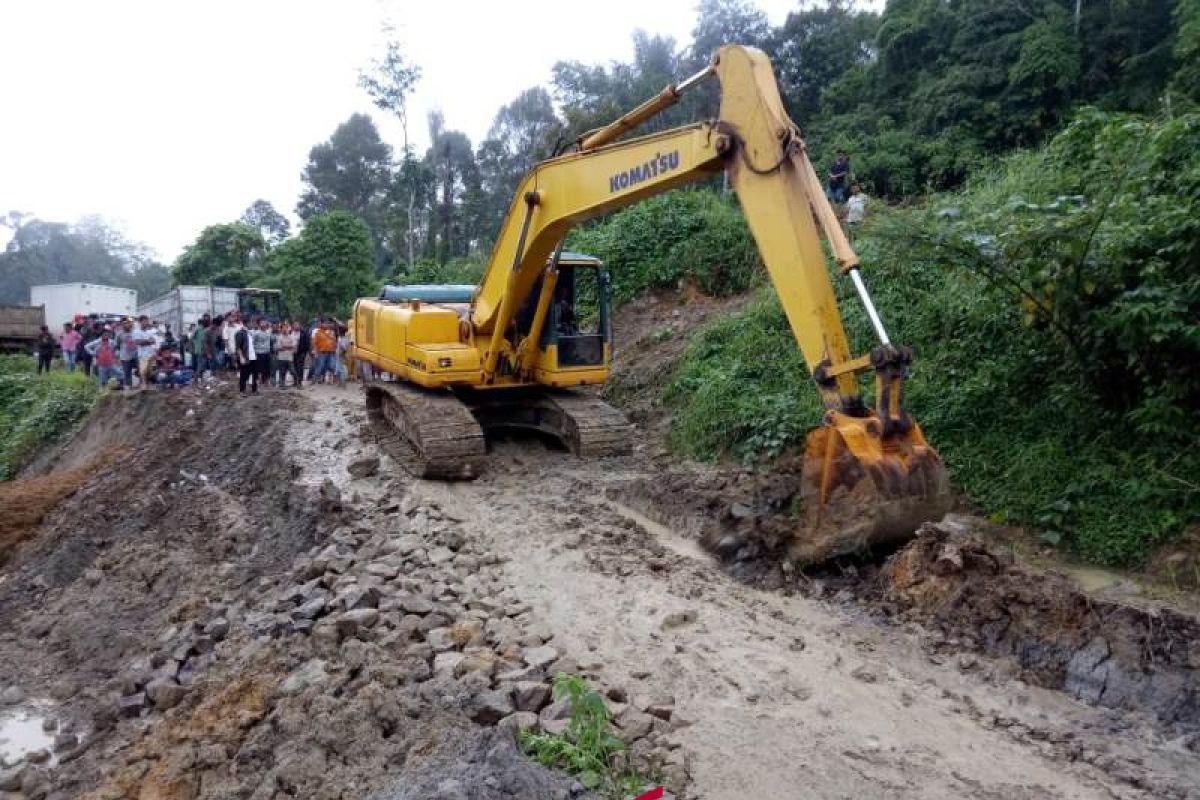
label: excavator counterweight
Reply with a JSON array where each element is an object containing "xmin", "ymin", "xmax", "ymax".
[{"xmin": 351, "ymin": 44, "xmax": 951, "ymax": 564}]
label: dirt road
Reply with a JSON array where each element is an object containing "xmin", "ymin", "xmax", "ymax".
[{"xmin": 0, "ymin": 383, "xmax": 1196, "ymax": 799}]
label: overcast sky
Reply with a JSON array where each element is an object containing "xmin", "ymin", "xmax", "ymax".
[{"xmin": 1, "ymin": 0, "xmax": 875, "ymax": 262}]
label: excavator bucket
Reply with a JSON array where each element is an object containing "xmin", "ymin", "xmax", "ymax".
[{"xmin": 794, "ymin": 412, "xmax": 952, "ymax": 564}]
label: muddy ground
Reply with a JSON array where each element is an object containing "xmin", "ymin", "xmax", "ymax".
[{"xmin": 0, "ymin": 293, "xmax": 1197, "ymax": 799}]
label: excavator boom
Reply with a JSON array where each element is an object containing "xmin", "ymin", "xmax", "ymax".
[{"xmin": 354, "ymin": 45, "xmax": 951, "ymax": 562}]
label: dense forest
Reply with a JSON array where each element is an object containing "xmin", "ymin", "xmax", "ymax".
[
  {"xmin": 7, "ymin": 0, "xmax": 1194, "ymax": 309},
  {"xmin": 3, "ymin": 0, "xmax": 1196, "ymax": 561}
]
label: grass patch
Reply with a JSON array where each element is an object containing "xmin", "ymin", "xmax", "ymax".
[
  {"xmin": 0, "ymin": 355, "xmax": 100, "ymax": 480},
  {"xmin": 521, "ymin": 673, "xmax": 652, "ymax": 799}
]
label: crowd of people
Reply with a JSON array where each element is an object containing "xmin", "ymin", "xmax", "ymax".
[{"xmin": 34, "ymin": 312, "xmax": 352, "ymax": 395}]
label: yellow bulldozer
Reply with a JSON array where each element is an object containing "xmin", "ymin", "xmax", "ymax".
[{"xmin": 351, "ymin": 45, "xmax": 950, "ymax": 562}]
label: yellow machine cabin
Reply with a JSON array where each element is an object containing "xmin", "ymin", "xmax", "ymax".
[
  {"xmin": 353, "ymin": 252, "xmax": 612, "ymax": 390},
  {"xmin": 352, "ymin": 44, "xmax": 951, "ymax": 563}
]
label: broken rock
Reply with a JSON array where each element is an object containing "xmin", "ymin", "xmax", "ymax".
[
  {"xmin": 497, "ymin": 711, "xmax": 540, "ymax": 739},
  {"xmin": 469, "ymin": 689, "xmax": 514, "ymax": 724},
  {"xmin": 347, "ymin": 455, "xmax": 381, "ymax": 479},
  {"xmin": 511, "ymin": 681, "xmax": 552, "ymax": 713},
  {"xmin": 522, "ymin": 645, "xmax": 558, "ymax": 670},
  {"xmin": 145, "ymin": 678, "xmax": 187, "ymax": 710}
]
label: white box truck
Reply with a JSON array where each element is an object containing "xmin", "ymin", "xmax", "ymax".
[
  {"xmin": 29, "ymin": 283, "xmax": 138, "ymax": 329},
  {"xmin": 136, "ymin": 286, "xmax": 283, "ymax": 339}
]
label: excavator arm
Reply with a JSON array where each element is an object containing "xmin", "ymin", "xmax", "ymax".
[
  {"xmin": 476, "ymin": 45, "xmax": 883, "ymax": 417},
  {"xmin": 468, "ymin": 45, "xmax": 949, "ymax": 561}
]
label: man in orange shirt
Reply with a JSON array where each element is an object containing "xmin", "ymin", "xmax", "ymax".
[{"xmin": 308, "ymin": 319, "xmax": 338, "ymax": 385}]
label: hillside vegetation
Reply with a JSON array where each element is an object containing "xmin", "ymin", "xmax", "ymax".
[
  {"xmin": 582, "ymin": 109, "xmax": 1200, "ymax": 567},
  {"xmin": 0, "ymin": 356, "xmax": 99, "ymax": 480}
]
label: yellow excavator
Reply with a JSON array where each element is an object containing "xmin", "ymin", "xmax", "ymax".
[{"xmin": 352, "ymin": 45, "xmax": 950, "ymax": 562}]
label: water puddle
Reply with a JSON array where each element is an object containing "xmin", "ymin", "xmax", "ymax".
[{"xmin": 0, "ymin": 705, "xmax": 57, "ymax": 767}]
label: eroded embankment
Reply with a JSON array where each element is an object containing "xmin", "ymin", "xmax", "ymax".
[
  {"xmin": 614, "ymin": 467, "xmax": 1200, "ymax": 729},
  {"xmin": 880, "ymin": 521, "xmax": 1200, "ymax": 724},
  {"xmin": 0, "ymin": 387, "xmax": 603, "ymax": 800}
]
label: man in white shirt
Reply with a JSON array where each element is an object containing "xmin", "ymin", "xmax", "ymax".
[
  {"xmin": 846, "ymin": 184, "xmax": 867, "ymax": 227},
  {"xmin": 223, "ymin": 312, "xmax": 244, "ymax": 375},
  {"xmin": 134, "ymin": 316, "xmax": 160, "ymax": 391}
]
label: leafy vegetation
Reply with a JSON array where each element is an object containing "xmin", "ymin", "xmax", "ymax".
[
  {"xmin": 666, "ymin": 109, "xmax": 1200, "ymax": 566},
  {"xmin": 394, "ymin": 255, "xmax": 486, "ymax": 286},
  {"xmin": 568, "ymin": 191, "xmax": 762, "ymax": 305},
  {"xmin": 520, "ymin": 673, "xmax": 649, "ymax": 799},
  {"xmin": 264, "ymin": 211, "xmax": 379, "ymax": 321},
  {"xmin": 0, "ymin": 356, "xmax": 100, "ymax": 480}
]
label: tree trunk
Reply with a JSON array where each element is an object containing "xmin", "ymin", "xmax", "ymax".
[{"xmin": 407, "ymin": 188, "xmax": 416, "ymax": 270}]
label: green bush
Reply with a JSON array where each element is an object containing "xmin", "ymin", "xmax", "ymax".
[
  {"xmin": 0, "ymin": 355, "xmax": 100, "ymax": 480},
  {"xmin": 665, "ymin": 109, "xmax": 1200, "ymax": 566},
  {"xmin": 568, "ymin": 190, "xmax": 762, "ymax": 305},
  {"xmin": 666, "ymin": 291, "xmax": 819, "ymax": 461},
  {"xmin": 520, "ymin": 673, "xmax": 649, "ymax": 799},
  {"xmin": 393, "ymin": 255, "xmax": 486, "ymax": 285}
]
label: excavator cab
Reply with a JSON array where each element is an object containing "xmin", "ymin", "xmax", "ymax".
[
  {"xmin": 540, "ymin": 255, "xmax": 610, "ymax": 368},
  {"xmin": 513, "ymin": 252, "xmax": 612, "ymax": 383}
]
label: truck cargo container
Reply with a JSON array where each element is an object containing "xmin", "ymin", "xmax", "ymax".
[
  {"xmin": 0, "ymin": 304, "xmax": 46, "ymax": 353},
  {"xmin": 29, "ymin": 283, "xmax": 137, "ymax": 329},
  {"xmin": 136, "ymin": 286, "xmax": 283, "ymax": 339}
]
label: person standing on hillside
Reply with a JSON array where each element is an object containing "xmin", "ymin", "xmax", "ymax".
[
  {"xmin": 234, "ymin": 322, "xmax": 258, "ymax": 394},
  {"xmin": 76, "ymin": 323, "xmax": 98, "ymax": 377},
  {"xmin": 273, "ymin": 320, "xmax": 297, "ymax": 387},
  {"xmin": 134, "ymin": 316, "xmax": 159, "ymax": 392},
  {"xmin": 828, "ymin": 150, "xmax": 851, "ymax": 204},
  {"xmin": 334, "ymin": 323, "xmax": 350, "ymax": 386},
  {"xmin": 251, "ymin": 317, "xmax": 273, "ymax": 388},
  {"xmin": 191, "ymin": 318, "xmax": 208, "ymax": 375},
  {"xmin": 204, "ymin": 314, "xmax": 222, "ymax": 376},
  {"xmin": 35, "ymin": 326, "xmax": 55, "ymax": 374},
  {"xmin": 86, "ymin": 328, "xmax": 119, "ymax": 388},
  {"xmin": 58, "ymin": 323, "xmax": 80, "ymax": 372},
  {"xmin": 845, "ymin": 184, "xmax": 868, "ymax": 239},
  {"xmin": 115, "ymin": 318, "xmax": 139, "ymax": 389},
  {"xmin": 223, "ymin": 312, "xmax": 244, "ymax": 377},
  {"xmin": 308, "ymin": 319, "xmax": 337, "ymax": 385},
  {"xmin": 293, "ymin": 318, "xmax": 311, "ymax": 388}
]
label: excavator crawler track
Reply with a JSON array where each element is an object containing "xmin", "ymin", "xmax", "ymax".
[
  {"xmin": 365, "ymin": 381, "xmax": 487, "ymax": 480},
  {"xmin": 465, "ymin": 389, "xmax": 633, "ymax": 458}
]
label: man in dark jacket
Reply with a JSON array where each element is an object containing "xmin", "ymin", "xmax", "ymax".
[
  {"xmin": 35, "ymin": 326, "xmax": 55, "ymax": 373},
  {"xmin": 293, "ymin": 319, "xmax": 311, "ymax": 387}
]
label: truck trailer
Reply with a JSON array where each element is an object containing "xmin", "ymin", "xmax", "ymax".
[
  {"xmin": 136, "ymin": 286, "xmax": 283, "ymax": 338},
  {"xmin": 29, "ymin": 283, "xmax": 137, "ymax": 329},
  {"xmin": 0, "ymin": 305, "xmax": 46, "ymax": 353}
]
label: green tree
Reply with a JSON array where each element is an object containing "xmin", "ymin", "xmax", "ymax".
[
  {"xmin": 359, "ymin": 37, "xmax": 423, "ymax": 270},
  {"xmin": 267, "ymin": 211, "xmax": 377, "ymax": 321},
  {"xmin": 0, "ymin": 215, "xmax": 159, "ymax": 304},
  {"xmin": 767, "ymin": 0, "xmax": 878, "ymax": 125},
  {"xmin": 240, "ymin": 199, "xmax": 292, "ymax": 245},
  {"xmin": 297, "ymin": 113, "xmax": 393, "ymax": 238},
  {"xmin": 1173, "ymin": 0, "xmax": 1200, "ymax": 104},
  {"xmin": 688, "ymin": 0, "xmax": 769, "ymax": 68},
  {"xmin": 173, "ymin": 223, "xmax": 266, "ymax": 287},
  {"xmin": 423, "ymin": 111, "xmax": 480, "ymax": 263},
  {"xmin": 476, "ymin": 87, "xmax": 561, "ymax": 242},
  {"xmin": 127, "ymin": 261, "xmax": 173, "ymax": 301},
  {"xmin": 553, "ymin": 31, "xmax": 687, "ymax": 141}
]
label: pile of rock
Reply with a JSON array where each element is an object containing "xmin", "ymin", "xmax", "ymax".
[{"xmin": 96, "ymin": 487, "xmax": 694, "ymax": 797}]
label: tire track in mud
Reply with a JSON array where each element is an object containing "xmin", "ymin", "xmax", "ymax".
[{"xmin": 406, "ymin": 439, "xmax": 1200, "ymax": 800}]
